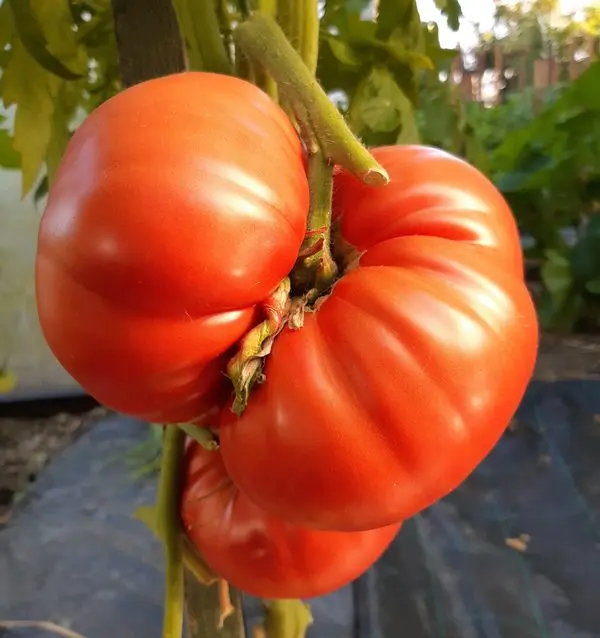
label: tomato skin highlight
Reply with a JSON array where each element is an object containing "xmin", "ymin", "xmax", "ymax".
[
  {"xmin": 219, "ymin": 145, "xmax": 539, "ymax": 532},
  {"xmin": 180, "ymin": 442, "xmax": 400, "ymax": 599},
  {"xmin": 35, "ymin": 72, "xmax": 308, "ymax": 422}
]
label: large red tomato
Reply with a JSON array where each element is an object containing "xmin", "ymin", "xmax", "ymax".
[
  {"xmin": 180, "ymin": 441, "xmax": 400, "ymax": 599},
  {"xmin": 36, "ymin": 72, "xmax": 308, "ymax": 423},
  {"xmin": 219, "ymin": 145, "xmax": 539, "ymax": 532}
]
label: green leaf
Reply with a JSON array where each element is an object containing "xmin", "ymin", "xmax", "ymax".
[
  {"xmin": 541, "ymin": 248, "xmax": 573, "ymax": 308},
  {"xmin": 172, "ymin": 0, "xmax": 204, "ymax": 71},
  {"xmin": 33, "ymin": 175, "xmax": 49, "ymax": 205},
  {"xmin": 376, "ymin": 0, "xmax": 421, "ymax": 43},
  {"xmin": 585, "ymin": 277, "xmax": 600, "ymax": 296},
  {"xmin": 0, "ymin": 38, "xmax": 59, "ymax": 197},
  {"xmin": 434, "ymin": 0, "xmax": 463, "ymax": 31},
  {"xmin": 0, "ymin": 129, "xmax": 21, "ymax": 170},
  {"xmin": 7, "ymin": 0, "xmax": 86, "ymax": 80},
  {"xmin": 349, "ymin": 65, "xmax": 418, "ymax": 144},
  {"xmin": 376, "ymin": 38, "xmax": 433, "ymax": 71},
  {"xmin": 396, "ymin": 97, "xmax": 421, "ymax": 144},
  {"xmin": 0, "ymin": 0, "xmax": 15, "ymax": 49},
  {"xmin": 570, "ymin": 216, "xmax": 600, "ymax": 286},
  {"xmin": 32, "ymin": 0, "xmax": 88, "ymax": 71},
  {"xmin": 326, "ymin": 37, "xmax": 362, "ymax": 67},
  {"xmin": 46, "ymin": 80, "xmax": 80, "ymax": 183}
]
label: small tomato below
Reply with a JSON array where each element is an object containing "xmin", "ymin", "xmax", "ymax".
[{"xmin": 180, "ymin": 441, "xmax": 400, "ymax": 599}]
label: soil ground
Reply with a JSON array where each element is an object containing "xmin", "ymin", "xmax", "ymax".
[
  {"xmin": 0, "ymin": 332, "xmax": 599, "ymax": 527},
  {"xmin": 0, "ymin": 396, "xmax": 108, "ymax": 525}
]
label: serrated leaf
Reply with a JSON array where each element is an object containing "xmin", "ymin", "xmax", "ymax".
[
  {"xmin": 0, "ymin": 129, "xmax": 21, "ymax": 170},
  {"xmin": 33, "ymin": 0, "xmax": 88, "ymax": 73},
  {"xmin": 7, "ymin": 0, "xmax": 85, "ymax": 80},
  {"xmin": 0, "ymin": 38, "xmax": 59, "ymax": 196}
]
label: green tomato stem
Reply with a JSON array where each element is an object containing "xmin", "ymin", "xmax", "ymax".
[
  {"xmin": 234, "ymin": 13, "xmax": 389, "ymax": 186},
  {"xmin": 156, "ymin": 426, "xmax": 186, "ymax": 638},
  {"xmin": 192, "ymin": 0, "xmax": 233, "ymax": 75},
  {"xmin": 263, "ymin": 599, "xmax": 313, "ymax": 638},
  {"xmin": 291, "ymin": 152, "xmax": 338, "ymax": 294}
]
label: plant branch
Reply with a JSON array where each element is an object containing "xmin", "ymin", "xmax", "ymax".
[
  {"xmin": 255, "ymin": 0, "xmax": 278, "ymax": 101},
  {"xmin": 299, "ymin": 1, "xmax": 319, "ymax": 76},
  {"xmin": 234, "ymin": 13, "xmax": 389, "ymax": 186},
  {"xmin": 156, "ymin": 426, "xmax": 186, "ymax": 638},
  {"xmin": 189, "ymin": 0, "xmax": 233, "ymax": 75},
  {"xmin": 111, "ymin": 0, "xmax": 186, "ymax": 87}
]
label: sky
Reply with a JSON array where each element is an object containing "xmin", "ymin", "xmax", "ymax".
[{"xmin": 416, "ymin": 0, "xmax": 596, "ymax": 49}]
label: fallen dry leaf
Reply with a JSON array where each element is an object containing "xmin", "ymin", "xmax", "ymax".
[{"xmin": 505, "ymin": 535, "xmax": 530, "ymax": 552}]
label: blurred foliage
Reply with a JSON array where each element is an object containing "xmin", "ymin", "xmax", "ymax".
[
  {"xmin": 0, "ymin": 0, "xmax": 461, "ymax": 199},
  {"xmin": 418, "ymin": 59, "xmax": 600, "ymax": 333},
  {"xmin": 1, "ymin": 0, "xmax": 600, "ymax": 334}
]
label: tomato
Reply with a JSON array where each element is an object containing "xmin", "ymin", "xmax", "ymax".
[
  {"xmin": 36, "ymin": 72, "xmax": 308, "ymax": 423},
  {"xmin": 180, "ymin": 441, "xmax": 400, "ymax": 599},
  {"xmin": 219, "ymin": 145, "xmax": 538, "ymax": 532}
]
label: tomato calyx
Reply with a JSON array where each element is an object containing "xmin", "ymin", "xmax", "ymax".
[{"xmin": 226, "ymin": 278, "xmax": 293, "ymax": 415}]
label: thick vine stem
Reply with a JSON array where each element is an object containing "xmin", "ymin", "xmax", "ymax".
[
  {"xmin": 234, "ymin": 13, "xmax": 389, "ymax": 186},
  {"xmin": 262, "ymin": 600, "xmax": 313, "ymax": 638},
  {"xmin": 292, "ymin": 152, "xmax": 338, "ymax": 294},
  {"xmin": 156, "ymin": 426, "xmax": 186, "ymax": 638},
  {"xmin": 227, "ymin": 278, "xmax": 291, "ymax": 415},
  {"xmin": 134, "ymin": 505, "xmax": 217, "ymax": 585}
]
